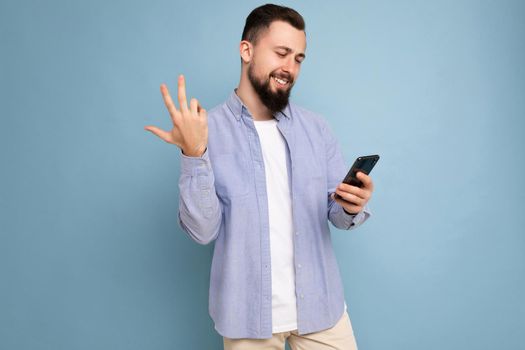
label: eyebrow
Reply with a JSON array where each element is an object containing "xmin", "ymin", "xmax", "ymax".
[{"xmin": 274, "ymin": 45, "xmax": 306, "ymax": 59}]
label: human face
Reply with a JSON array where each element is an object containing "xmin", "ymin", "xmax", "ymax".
[{"xmin": 247, "ymin": 21, "xmax": 306, "ymax": 113}]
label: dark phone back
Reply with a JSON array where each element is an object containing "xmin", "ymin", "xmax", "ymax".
[{"xmin": 343, "ymin": 155, "xmax": 380, "ymax": 187}]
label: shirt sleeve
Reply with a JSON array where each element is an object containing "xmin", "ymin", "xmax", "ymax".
[
  {"xmin": 178, "ymin": 148, "xmax": 222, "ymax": 244},
  {"xmin": 322, "ymin": 119, "xmax": 372, "ymax": 230}
]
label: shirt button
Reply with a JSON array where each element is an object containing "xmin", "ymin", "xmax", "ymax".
[
  {"xmin": 295, "ymin": 231, "xmax": 300, "ymax": 235},
  {"xmin": 298, "ymin": 264, "xmax": 302, "ymax": 268},
  {"xmin": 300, "ymin": 294, "xmax": 304, "ymax": 299}
]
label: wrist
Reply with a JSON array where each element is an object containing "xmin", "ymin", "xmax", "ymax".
[
  {"xmin": 343, "ymin": 208, "xmax": 358, "ymax": 216},
  {"xmin": 182, "ymin": 146, "xmax": 207, "ymax": 158}
]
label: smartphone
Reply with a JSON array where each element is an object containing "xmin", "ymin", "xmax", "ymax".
[{"xmin": 334, "ymin": 154, "xmax": 380, "ymax": 199}]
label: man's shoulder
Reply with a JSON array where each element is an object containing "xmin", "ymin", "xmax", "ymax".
[
  {"xmin": 207, "ymin": 100, "xmax": 229, "ymax": 117},
  {"xmin": 288, "ymin": 101, "xmax": 329, "ymax": 128},
  {"xmin": 205, "ymin": 99, "xmax": 235, "ymax": 125}
]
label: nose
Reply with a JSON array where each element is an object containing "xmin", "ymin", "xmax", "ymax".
[{"xmin": 282, "ymin": 56, "xmax": 300, "ymax": 78}]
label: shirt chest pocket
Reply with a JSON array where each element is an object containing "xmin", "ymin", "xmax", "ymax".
[
  {"xmin": 293, "ymin": 155, "xmax": 326, "ymax": 196},
  {"xmin": 211, "ymin": 154, "xmax": 250, "ymax": 198}
]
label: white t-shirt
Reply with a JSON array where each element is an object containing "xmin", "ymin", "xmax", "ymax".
[
  {"xmin": 254, "ymin": 118, "xmax": 298, "ymax": 333},
  {"xmin": 254, "ymin": 118, "xmax": 347, "ymax": 333}
]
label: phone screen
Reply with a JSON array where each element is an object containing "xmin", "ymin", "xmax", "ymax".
[{"xmin": 342, "ymin": 155, "xmax": 380, "ymax": 187}]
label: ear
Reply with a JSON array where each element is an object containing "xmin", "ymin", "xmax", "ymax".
[{"xmin": 239, "ymin": 40, "xmax": 253, "ymax": 63}]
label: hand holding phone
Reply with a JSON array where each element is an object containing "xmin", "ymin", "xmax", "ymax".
[{"xmin": 333, "ymin": 155, "xmax": 379, "ymax": 213}]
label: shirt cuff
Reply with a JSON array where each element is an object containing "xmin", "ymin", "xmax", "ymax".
[
  {"xmin": 180, "ymin": 148, "xmax": 212, "ymax": 176},
  {"xmin": 342, "ymin": 205, "xmax": 371, "ymax": 228}
]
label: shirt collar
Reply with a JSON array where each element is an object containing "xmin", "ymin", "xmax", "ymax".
[{"xmin": 226, "ymin": 89, "xmax": 291, "ymax": 121}]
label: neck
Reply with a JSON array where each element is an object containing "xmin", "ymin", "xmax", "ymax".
[{"xmin": 236, "ymin": 70, "xmax": 274, "ymax": 121}]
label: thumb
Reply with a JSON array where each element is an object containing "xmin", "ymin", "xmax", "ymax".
[{"xmin": 144, "ymin": 125, "xmax": 172, "ymax": 143}]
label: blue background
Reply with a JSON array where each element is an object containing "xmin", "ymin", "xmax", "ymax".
[{"xmin": 1, "ymin": 0, "xmax": 524, "ymax": 349}]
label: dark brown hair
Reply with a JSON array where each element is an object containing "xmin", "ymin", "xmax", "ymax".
[{"xmin": 241, "ymin": 4, "xmax": 305, "ymax": 45}]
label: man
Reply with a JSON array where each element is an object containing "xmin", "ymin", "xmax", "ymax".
[{"xmin": 145, "ymin": 4, "xmax": 374, "ymax": 350}]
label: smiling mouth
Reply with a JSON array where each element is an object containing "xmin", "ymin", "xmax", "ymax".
[{"xmin": 271, "ymin": 75, "xmax": 291, "ymax": 87}]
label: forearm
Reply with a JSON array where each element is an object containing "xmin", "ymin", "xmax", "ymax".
[
  {"xmin": 178, "ymin": 149, "xmax": 222, "ymax": 244},
  {"xmin": 322, "ymin": 118, "xmax": 372, "ymax": 230}
]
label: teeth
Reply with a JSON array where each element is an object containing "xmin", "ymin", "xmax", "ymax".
[{"xmin": 273, "ymin": 76, "xmax": 288, "ymax": 85}]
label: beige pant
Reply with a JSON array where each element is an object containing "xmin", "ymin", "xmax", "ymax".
[{"xmin": 223, "ymin": 310, "xmax": 358, "ymax": 350}]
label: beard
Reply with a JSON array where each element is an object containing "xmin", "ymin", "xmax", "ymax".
[{"xmin": 248, "ymin": 62, "xmax": 294, "ymax": 114}]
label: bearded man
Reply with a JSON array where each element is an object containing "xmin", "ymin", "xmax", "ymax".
[{"xmin": 145, "ymin": 4, "xmax": 374, "ymax": 350}]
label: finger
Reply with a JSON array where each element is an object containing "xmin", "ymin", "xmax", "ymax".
[
  {"xmin": 356, "ymin": 172, "xmax": 373, "ymax": 190},
  {"xmin": 335, "ymin": 189, "xmax": 365, "ymax": 206},
  {"xmin": 160, "ymin": 84, "xmax": 180, "ymax": 122},
  {"xmin": 199, "ymin": 106, "xmax": 207, "ymax": 119},
  {"xmin": 332, "ymin": 194, "xmax": 361, "ymax": 213},
  {"xmin": 178, "ymin": 75, "xmax": 189, "ymax": 111},
  {"xmin": 144, "ymin": 125, "xmax": 173, "ymax": 143},
  {"xmin": 190, "ymin": 97, "xmax": 199, "ymax": 115},
  {"xmin": 197, "ymin": 101, "xmax": 206, "ymax": 116},
  {"xmin": 338, "ymin": 183, "xmax": 367, "ymax": 198}
]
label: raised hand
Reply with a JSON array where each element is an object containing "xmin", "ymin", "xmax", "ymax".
[{"xmin": 144, "ymin": 75, "xmax": 208, "ymax": 157}]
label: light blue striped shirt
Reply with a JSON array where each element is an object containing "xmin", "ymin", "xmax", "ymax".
[{"xmin": 178, "ymin": 90, "xmax": 371, "ymax": 339}]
